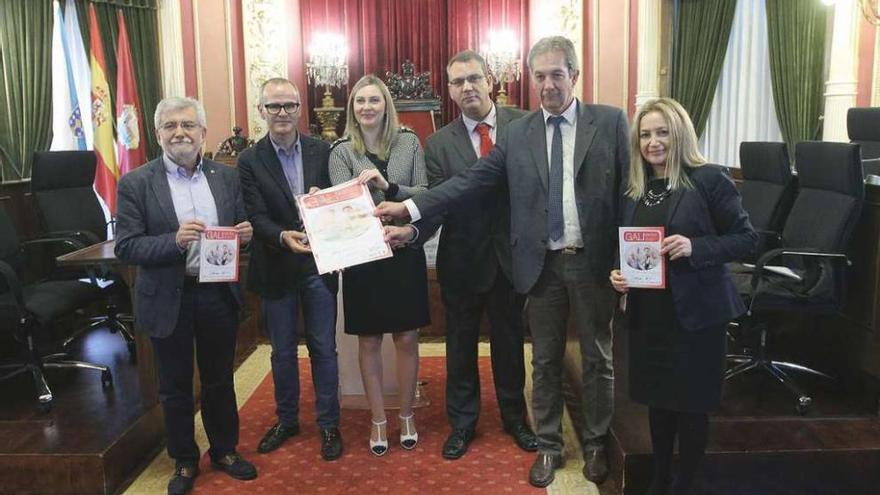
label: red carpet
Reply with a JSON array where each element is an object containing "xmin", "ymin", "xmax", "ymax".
[{"xmin": 193, "ymin": 356, "xmax": 543, "ymax": 494}]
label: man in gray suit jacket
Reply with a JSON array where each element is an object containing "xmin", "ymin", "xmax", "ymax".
[
  {"xmin": 379, "ymin": 36, "xmax": 628, "ymax": 488},
  {"xmin": 421, "ymin": 50, "xmax": 536, "ymax": 459},
  {"xmin": 116, "ymin": 97, "xmax": 257, "ymax": 495}
]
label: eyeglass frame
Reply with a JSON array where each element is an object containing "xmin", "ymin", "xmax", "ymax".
[
  {"xmin": 262, "ymin": 102, "xmax": 302, "ymax": 115},
  {"xmin": 158, "ymin": 121, "xmax": 202, "ymax": 132},
  {"xmin": 447, "ymin": 73, "xmax": 488, "ymax": 88}
]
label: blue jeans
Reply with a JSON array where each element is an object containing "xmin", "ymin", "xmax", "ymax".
[{"xmin": 262, "ymin": 273, "xmax": 339, "ymax": 429}]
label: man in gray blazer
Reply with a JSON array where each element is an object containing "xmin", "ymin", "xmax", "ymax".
[
  {"xmin": 379, "ymin": 36, "xmax": 628, "ymax": 488},
  {"xmin": 422, "ymin": 50, "xmax": 536, "ymax": 459},
  {"xmin": 115, "ymin": 97, "xmax": 257, "ymax": 495}
]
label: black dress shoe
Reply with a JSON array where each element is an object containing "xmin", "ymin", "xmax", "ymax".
[
  {"xmin": 582, "ymin": 445, "xmax": 609, "ymax": 484},
  {"xmin": 167, "ymin": 462, "xmax": 199, "ymax": 495},
  {"xmin": 257, "ymin": 422, "xmax": 300, "ymax": 453},
  {"xmin": 211, "ymin": 452, "xmax": 258, "ymax": 480},
  {"xmin": 442, "ymin": 429, "xmax": 475, "ymax": 459},
  {"xmin": 528, "ymin": 452, "xmax": 564, "ymax": 487},
  {"xmin": 320, "ymin": 427, "xmax": 344, "ymax": 460},
  {"xmin": 503, "ymin": 422, "xmax": 539, "ymax": 452}
]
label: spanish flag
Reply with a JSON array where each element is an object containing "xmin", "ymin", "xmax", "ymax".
[{"xmin": 89, "ymin": 3, "xmax": 118, "ymax": 214}]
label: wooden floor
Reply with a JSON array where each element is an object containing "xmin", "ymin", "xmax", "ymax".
[
  {"xmin": 0, "ymin": 326, "xmax": 164, "ymax": 495},
  {"xmin": 591, "ymin": 317, "xmax": 880, "ymax": 495}
]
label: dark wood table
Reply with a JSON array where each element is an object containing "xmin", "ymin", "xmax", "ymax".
[{"xmin": 55, "ymin": 240, "xmax": 158, "ymax": 404}]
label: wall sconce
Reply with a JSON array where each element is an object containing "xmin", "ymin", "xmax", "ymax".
[
  {"xmin": 481, "ymin": 30, "xmax": 522, "ymax": 106},
  {"xmin": 306, "ymin": 33, "xmax": 349, "ymax": 141}
]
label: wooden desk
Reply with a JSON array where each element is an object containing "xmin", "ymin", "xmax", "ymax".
[
  {"xmin": 56, "ymin": 240, "xmax": 265, "ymax": 402},
  {"xmin": 56, "ymin": 240, "xmax": 158, "ymax": 405}
]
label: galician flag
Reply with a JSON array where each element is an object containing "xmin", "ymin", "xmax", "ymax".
[
  {"xmin": 50, "ymin": 0, "xmax": 78, "ymax": 150},
  {"xmin": 115, "ymin": 11, "xmax": 146, "ymax": 176},
  {"xmin": 62, "ymin": 0, "xmax": 93, "ymax": 149},
  {"xmin": 89, "ymin": 3, "xmax": 119, "ymax": 214}
]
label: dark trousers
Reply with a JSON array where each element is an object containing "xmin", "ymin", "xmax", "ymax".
[
  {"xmin": 528, "ymin": 250, "xmax": 615, "ymax": 454},
  {"xmin": 443, "ymin": 272, "xmax": 528, "ymax": 431},
  {"xmin": 262, "ymin": 272, "xmax": 339, "ymax": 429},
  {"xmin": 151, "ymin": 282, "xmax": 240, "ymax": 463}
]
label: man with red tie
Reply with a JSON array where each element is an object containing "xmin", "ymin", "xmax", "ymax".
[{"xmin": 421, "ymin": 50, "xmax": 536, "ymax": 459}]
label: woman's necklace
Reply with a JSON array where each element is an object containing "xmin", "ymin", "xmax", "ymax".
[{"xmin": 642, "ymin": 182, "xmax": 671, "ymax": 207}]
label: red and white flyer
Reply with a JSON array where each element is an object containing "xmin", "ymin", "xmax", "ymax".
[
  {"xmin": 199, "ymin": 227, "xmax": 240, "ymax": 283},
  {"xmin": 619, "ymin": 227, "xmax": 666, "ymax": 289},
  {"xmin": 297, "ymin": 180, "xmax": 393, "ymax": 274}
]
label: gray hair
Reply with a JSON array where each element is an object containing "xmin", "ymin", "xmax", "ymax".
[
  {"xmin": 527, "ymin": 36, "xmax": 579, "ymax": 74},
  {"xmin": 153, "ymin": 96, "xmax": 207, "ymax": 129}
]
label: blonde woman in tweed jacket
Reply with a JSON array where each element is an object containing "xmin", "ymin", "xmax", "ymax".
[{"xmin": 328, "ymin": 75, "xmax": 429, "ymax": 457}]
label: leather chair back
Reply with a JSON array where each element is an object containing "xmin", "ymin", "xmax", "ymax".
[
  {"xmin": 847, "ymin": 107, "xmax": 880, "ymax": 160},
  {"xmin": 785, "ymin": 142, "xmax": 864, "ymax": 253},
  {"xmin": 738, "ymin": 142, "xmax": 795, "ymax": 232},
  {"xmin": 31, "ymin": 151, "xmax": 107, "ymax": 242}
]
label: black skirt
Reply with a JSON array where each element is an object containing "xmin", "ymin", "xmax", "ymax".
[
  {"xmin": 341, "ymin": 245, "xmax": 430, "ymax": 335},
  {"xmin": 627, "ymin": 289, "xmax": 727, "ymax": 413}
]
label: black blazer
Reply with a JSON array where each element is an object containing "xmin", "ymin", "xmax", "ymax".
[
  {"xmin": 238, "ymin": 134, "xmax": 335, "ymax": 299},
  {"xmin": 114, "ymin": 157, "xmax": 247, "ymax": 338},
  {"xmin": 424, "ymin": 106, "xmax": 527, "ymax": 293},
  {"xmin": 621, "ymin": 165, "xmax": 758, "ymax": 331}
]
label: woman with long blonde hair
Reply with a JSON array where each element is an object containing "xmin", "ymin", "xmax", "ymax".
[
  {"xmin": 328, "ymin": 75, "xmax": 429, "ymax": 457},
  {"xmin": 610, "ymin": 98, "xmax": 757, "ymax": 494}
]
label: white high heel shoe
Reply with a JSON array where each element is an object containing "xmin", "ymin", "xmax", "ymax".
[
  {"xmin": 370, "ymin": 419, "xmax": 388, "ymax": 456},
  {"xmin": 399, "ymin": 413, "xmax": 418, "ymax": 450}
]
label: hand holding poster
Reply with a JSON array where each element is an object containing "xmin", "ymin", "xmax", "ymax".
[
  {"xmin": 199, "ymin": 227, "xmax": 240, "ymax": 283},
  {"xmin": 297, "ymin": 180, "xmax": 393, "ymax": 274},
  {"xmin": 619, "ymin": 227, "xmax": 665, "ymax": 289}
]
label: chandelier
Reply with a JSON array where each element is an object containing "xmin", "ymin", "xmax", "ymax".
[
  {"xmin": 306, "ymin": 33, "xmax": 349, "ymax": 141},
  {"xmin": 481, "ymin": 30, "xmax": 522, "ymax": 106},
  {"xmin": 306, "ymin": 33, "xmax": 349, "ymax": 106}
]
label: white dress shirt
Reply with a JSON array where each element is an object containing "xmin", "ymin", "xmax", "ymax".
[
  {"xmin": 461, "ymin": 104, "xmax": 498, "ymax": 157},
  {"xmin": 542, "ymin": 99, "xmax": 583, "ymax": 250},
  {"xmin": 163, "ymin": 154, "xmax": 219, "ymax": 276}
]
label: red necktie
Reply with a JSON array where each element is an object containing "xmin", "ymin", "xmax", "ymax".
[{"xmin": 476, "ymin": 122, "xmax": 493, "ymax": 158}]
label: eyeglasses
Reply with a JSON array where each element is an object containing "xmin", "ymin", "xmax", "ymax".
[
  {"xmin": 263, "ymin": 102, "xmax": 301, "ymax": 115},
  {"xmin": 159, "ymin": 121, "xmax": 201, "ymax": 132},
  {"xmin": 448, "ymin": 74, "xmax": 486, "ymax": 88}
]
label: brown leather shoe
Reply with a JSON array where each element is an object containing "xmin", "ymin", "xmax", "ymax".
[
  {"xmin": 582, "ymin": 445, "xmax": 609, "ymax": 484},
  {"xmin": 528, "ymin": 452, "xmax": 564, "ymax": 487}
]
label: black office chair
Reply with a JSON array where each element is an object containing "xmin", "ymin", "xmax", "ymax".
[
  {"xmin": 0, "ymin": 206, "xmax": 113, "ymax": 412},
  {"xmin": 726, "ymin": 141, "xmax": 864, "ymax": 414},
  {"xmin": 31, "ymin": 151, "xmax": 135, "ymax": 356},
  {"xmin": 847, "ymin": 107, "xmax": 880, "ymax": 178},
  {"xmin": 847, "ymin": 107, "xmax": 880, "ymax": 160},
  {"xmin": 738, "ymin": 142, "xmax": 796, "ymax": 237}
]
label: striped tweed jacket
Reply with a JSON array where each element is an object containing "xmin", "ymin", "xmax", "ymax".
[{"xmin": 328, "ymin": 129, "xmax": 428, "ymax": 205}]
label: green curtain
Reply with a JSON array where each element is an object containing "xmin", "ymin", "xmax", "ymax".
[
  {"xmin": 766, "ymin": 0, "xmax": 828, "ymax": 154},
  {"xmin": 670, "ymin": 0, "xmax": 737, "ymax": 137},
  {"xmin": 75, "ymin": 0, "xmax": 161, "ymax": 159},
  {"xmin": 0, "ymin": 0, "xmax": 52, "ymax": 182}
]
